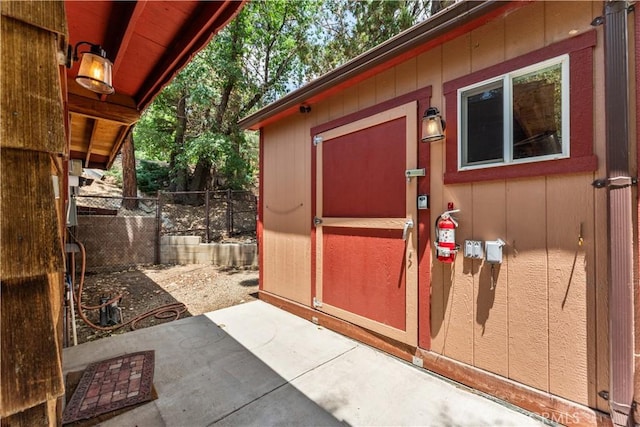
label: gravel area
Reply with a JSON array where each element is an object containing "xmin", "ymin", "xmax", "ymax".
[{"xmin": 70, "ymin": 264, "xmax": 258, "ymax": 345}]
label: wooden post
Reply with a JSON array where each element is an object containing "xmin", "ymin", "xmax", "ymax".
[{"xmin": 1, "ymin": 1, "xmax": 68, "ymax": 423}]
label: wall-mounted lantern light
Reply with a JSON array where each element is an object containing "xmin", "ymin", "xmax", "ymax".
[
  {"xmin": 421, "ymin": 107, "xmax": 446, "ymax": 142},
  {"xmin": 67, "ymin": 42, "xmax": 114, "ymax": 95}
]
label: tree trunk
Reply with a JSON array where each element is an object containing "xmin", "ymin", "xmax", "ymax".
[
  {"xmin": 121, "ymin": 131, "xmax": 139, "ymax": 210},
  {"xmin": 187, "ymin": 157, "xmax": 212, "ymax": 205},
  {"xmin": 169, "ymin": 94, "xmax": 188, "ymax": 202}
]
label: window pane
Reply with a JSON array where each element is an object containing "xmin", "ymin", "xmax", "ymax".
[
  {"xmin": 464, "ymin": 86, "xmax": 504, "ymax": 165},
  {"xmin": 512, "ymin": 63, "xmax": 563, "ymax": 159}
]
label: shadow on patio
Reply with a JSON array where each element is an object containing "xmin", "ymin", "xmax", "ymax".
[
  {"xmin": 63, "ymin": 300, "xmax": 546, "ymax": 426},
  {"xmin": 63, "ymin": 304, "xmax": 348, "ymax": 426}
]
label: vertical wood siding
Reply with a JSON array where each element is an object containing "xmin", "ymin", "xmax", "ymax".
[
  {"xmin": 260, "ymin": 0, "xmax": 608, "ymax": 409},
  {"xmin": 427, "ymin": 1, "xmax": 606, "ymax": 408},
  {"xmin": 262, "ymin": 119, "xmax": 313, "ymax": 305}
]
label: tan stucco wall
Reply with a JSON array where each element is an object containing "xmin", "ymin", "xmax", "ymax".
[{"xmin": 260, "ymin": 1, "xmax": 609, "ymax": 409}]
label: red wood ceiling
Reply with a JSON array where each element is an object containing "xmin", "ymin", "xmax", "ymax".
[
  {"xmin": 64, "ymin": 1, "xmax": 244, "ymax": 169},
  {"xmin": 66, "ymin": 0, "xmax": 242, "ymax": 110}
]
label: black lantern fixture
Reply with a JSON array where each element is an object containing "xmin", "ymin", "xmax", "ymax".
[
  {"xmin": 421, "ymin": 107, "xmax": 446, "ymax": 142},
  {"xmin": 68, "ymin": 42, "xmax": 114, "ymax": 95}
]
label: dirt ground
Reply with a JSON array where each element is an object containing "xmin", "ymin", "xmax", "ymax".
[
  {"xmin": 67, "ymin": 172, "xmax": 259, "ymax": 345},
  {"xmin": 69, "ymin": 264, "xmax": 258, "ymax": 345}
]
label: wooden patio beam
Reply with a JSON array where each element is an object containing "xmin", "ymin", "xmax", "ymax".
[
  {"xmin": 108, "ymin": 0, "xmax": 147, "ymax": 84},
  {"xmin": 67, "ymin": 92, "xmax": 140, "ymax": 125},
  {"xmin": 99, "ymin": 0, "xmax": 148, "ymax": 103}
]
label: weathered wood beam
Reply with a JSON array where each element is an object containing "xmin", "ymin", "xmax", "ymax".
[
  {"xmin": 0, "ymin": 151, "xmax": 64, "ymax": 281},
  {"xmin": 0, "ymin": 400, "xmax": 56, "ymax": 426},
  {"xmin": 0, "ymin": 0, "xmax": 65, "ymax": 36},
  {"xmin": 1, "ymin": 16, "xmax": 65, "ymax": 153},
  {"xmin": 67, "ymin": 92, "xmax": 140, "ymax": 125},
  {"xmin": 1, "ymin": 1, "xmax": 67, "ymax": 424},
  {"xmin": 0, "ymin": 274, "xmax": 64, "ymax": 418}
]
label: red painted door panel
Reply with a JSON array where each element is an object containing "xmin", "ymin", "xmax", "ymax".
[
  {"xmin": 314, "ymin": 102, "xmax": 418, "ymax": 345},
  {"xmin": 322, "ymin": 227, "xmax": 406, "ymax": 330},
  {"xmin": 322, "ymin": 119, "xmax": 406, "ymax": 218}
]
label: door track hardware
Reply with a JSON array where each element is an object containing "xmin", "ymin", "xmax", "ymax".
[{"xmin": 405, "ymin": 168, "xmax": 425, "ymax": 182}]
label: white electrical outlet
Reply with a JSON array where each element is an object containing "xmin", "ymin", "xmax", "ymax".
[{"xmin": 464, "ymin": 240, "xmax": 483, "ymax": 259}]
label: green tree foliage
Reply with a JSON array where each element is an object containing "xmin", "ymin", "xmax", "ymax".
[
  {"xmin": 134, "ymin": 0, "xmax": 318, "ymax": 193},
  {"xmin": 136, "ymin": 160, "xmax": 171, "ymax": 195},
  {"xmin": 133, "ymin": 0, "xmax": 450, "ymax": 196},
  {"xmin": 307, "ymin": 0, "xmax": 451, "ymax": 78}
]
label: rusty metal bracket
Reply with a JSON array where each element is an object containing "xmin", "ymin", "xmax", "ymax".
[{"xmin": 591, "ymin": 176, "xmax": 638, "ymax": 189}]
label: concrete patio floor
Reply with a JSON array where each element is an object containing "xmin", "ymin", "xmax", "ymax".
[{"xmin": 63, "ymin": 300, "xmax": 550, "ymax": 426}]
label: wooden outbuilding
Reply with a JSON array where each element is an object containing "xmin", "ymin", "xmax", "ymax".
[
  {"xmin": 240, "ymin": 2, "xmax": 639, "ymax": 425},
  {"xmin": 0, "ymin": 1, "xmax": 243, "ymax": 424}
]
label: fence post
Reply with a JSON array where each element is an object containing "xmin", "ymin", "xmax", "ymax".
[
  {"xmin": 230, "ymin": 190, "xmax": 235, "ymax": 236},
  {"xmin": 205, "ymin": 190, "xmax": 210, "ymax": 243},
  {"xmin": 155, "ymin": 192, "xmax": 162, "ymax": 264},
  {"xmin": 226, "ymin": 189, "xmax": 231, "ymax": 236}
]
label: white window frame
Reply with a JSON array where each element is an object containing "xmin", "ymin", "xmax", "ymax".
[{"xmin": 457, "ymin": 54, "xmax": 570, "ymax": 171}]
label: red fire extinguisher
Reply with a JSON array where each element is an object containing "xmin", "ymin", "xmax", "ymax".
[{"xmin": 434, "ymin": 209, "xmax": 460, "ymax": 263}]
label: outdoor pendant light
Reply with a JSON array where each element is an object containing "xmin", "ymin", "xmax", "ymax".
[
  {"xmin": 421, "ymin": 107, "xmax": 446, "ymax": 142},
  {"xmin": 71, "ymin": 42, "xmax": 114, "ymax": 95}
]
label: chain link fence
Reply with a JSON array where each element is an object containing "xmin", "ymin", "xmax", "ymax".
[
  {"xmin": 158, "ymin": 190, "xmax": 257, "ymax": 242},
  {"xmin": 72, "ymin": 191, "xmax": 256, "ymax": 271}
]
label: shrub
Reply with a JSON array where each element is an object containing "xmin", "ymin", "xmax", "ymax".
[{"xmin": 137, "ymin": 159, "xmax": 170, "ymax": 195}]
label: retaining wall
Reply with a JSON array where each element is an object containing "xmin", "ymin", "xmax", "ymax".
[
  {"xmin": 160, "ymin": 236, "xmax": 258, "ymax": 268},
  {"xmin": 76, "ymin": 216, "xmax": 257, "ymax": 269}
]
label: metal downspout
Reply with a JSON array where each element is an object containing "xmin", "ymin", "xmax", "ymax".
[{"xmin": 604, "ymin": 2, "xmax": 635, "ymax": 426}]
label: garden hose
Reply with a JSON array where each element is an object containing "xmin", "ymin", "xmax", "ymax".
[{"xmin": 68, "ymin": 233, "xmax": 188, "ymax": 335}]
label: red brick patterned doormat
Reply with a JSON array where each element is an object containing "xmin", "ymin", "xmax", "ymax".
[{"xmin": 62, "ymin": 350, "xmax": 155, "ymax": 425}]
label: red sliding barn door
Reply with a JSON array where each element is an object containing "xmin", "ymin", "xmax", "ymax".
[{"xmin": 314, "ymin": 102, "xmax": 418, "ymax": 346}]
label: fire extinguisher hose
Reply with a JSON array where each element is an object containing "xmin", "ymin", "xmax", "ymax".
[{"xmin": 433, "ymin": 214, "xmax": 442, "ymax": 247}]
